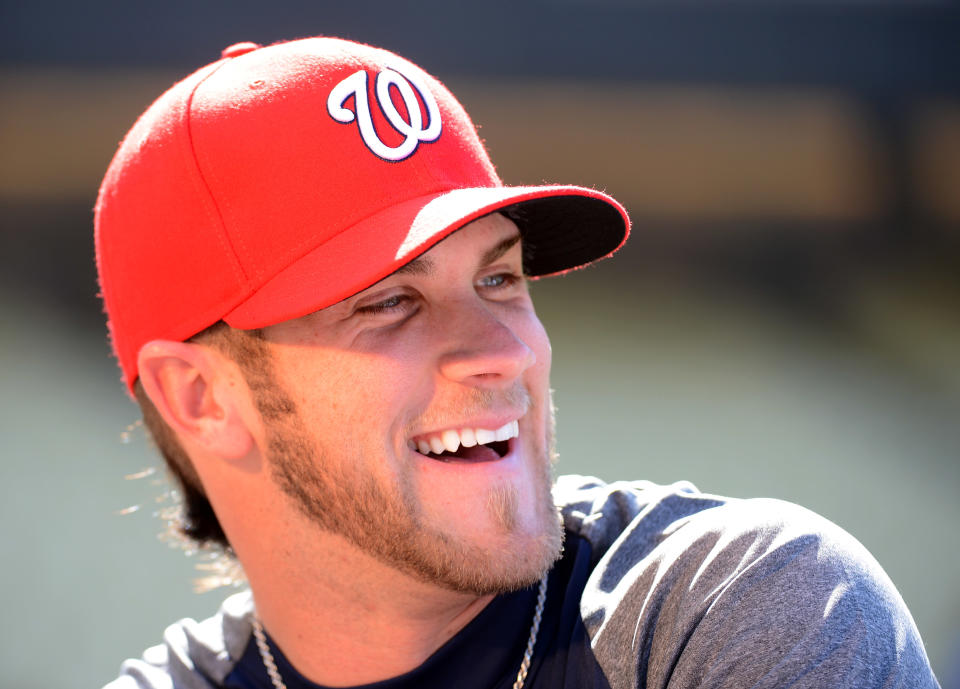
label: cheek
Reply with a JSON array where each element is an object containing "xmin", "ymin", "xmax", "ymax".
[
  {"xmin": 273, "ymin": 345, "xmax": 434, "ymax": 443},
  {"xmin": 270, "ymin": 348, "xmax": 369, "ymax": 419},
  {"xmin": 512, "ymin": 312, "xmax": 552, "ymax": 443},
  {"xmin": 522, "ymin": 312, "xmax": 552, "ymax": 385}
]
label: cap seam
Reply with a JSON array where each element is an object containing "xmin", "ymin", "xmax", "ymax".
[
  {"xmin": 198, "ymin": 48, "xmax": 369, "ymax": 285},
  {"xmin": 182, "ymin": 59, "xmax": 251, "ymax": 287},
  {"xmin": 96, "ymin": 59, "xmax": 233, "ymax": 391}
]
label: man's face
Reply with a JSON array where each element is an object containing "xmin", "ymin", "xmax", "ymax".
[{"xmin": 248, "ymin": 213, "xmax": 563, "ymax": 594}]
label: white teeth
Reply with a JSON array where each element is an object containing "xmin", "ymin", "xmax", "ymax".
[
  {"xmin": 495, "ymin": 420, "xmax": 519, "ymax": 442},
  {"xmin": 412, "ymin": 419, "xmax": 520, "ymax": 456},
  {"xmin": 441, "ymin": 429, "xmax": 461, "ymax": 453},
  {"xmin": 459, "ymin": 428, "xmax": 477, "ymax": 447},
  {"xmin": 474, "ymin": 428, "xmax": 496, "ymax": 445}
]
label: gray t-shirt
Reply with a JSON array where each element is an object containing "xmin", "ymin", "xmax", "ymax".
[{"xmin": 105, "ymin": 476, "xmax": 941, "ymax": 688}]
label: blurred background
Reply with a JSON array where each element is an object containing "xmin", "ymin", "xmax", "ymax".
[{"xmin": 1, "ymin": 1, "xmax": 958, "ymax": 686}]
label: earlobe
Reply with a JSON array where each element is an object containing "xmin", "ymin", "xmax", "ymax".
[{"xmin": 137, "ymin": 340, "xmax": 254, "ymax": 460}]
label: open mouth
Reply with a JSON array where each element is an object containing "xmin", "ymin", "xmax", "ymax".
[{"xmin": 410, "ymin": 420, "xmax": 518, "ymax": 463}]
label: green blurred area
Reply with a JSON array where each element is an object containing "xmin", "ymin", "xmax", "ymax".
[{"xmin": 2, "ymin": 258, "xmax": 957, "ymax": 687}]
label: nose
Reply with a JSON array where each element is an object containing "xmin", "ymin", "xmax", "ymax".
[{"xmin": 437, "ymin": 301, "xmax": 537, "ymax": 387}]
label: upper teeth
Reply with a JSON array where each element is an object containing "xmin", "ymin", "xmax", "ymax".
[{"xmin": 414, "ymin": 420, "xmax": 519, "ymax": 455}]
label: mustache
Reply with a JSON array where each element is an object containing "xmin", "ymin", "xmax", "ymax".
[{"xmin": 408, "ymin": 383, "xmax": 531, "ymax": 432}]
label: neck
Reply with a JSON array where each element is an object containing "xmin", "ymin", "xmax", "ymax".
[{"xmin": 243, "ymin": 531, "xmax": 496, "ymax": 687}]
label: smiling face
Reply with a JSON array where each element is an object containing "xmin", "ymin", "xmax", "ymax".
[{"xmin": 247, "ymin": 213, "xmax": 563, "ymax": 594}]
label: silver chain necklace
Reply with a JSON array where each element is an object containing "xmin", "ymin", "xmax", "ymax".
[{"xmin": 251, "ymin": 573, "xmax": 548, "ymax": 689}]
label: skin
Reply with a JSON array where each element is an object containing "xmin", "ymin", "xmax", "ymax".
[{"xmin": 137, "ymin": 213, "xmax": 563, "ymax": 686}]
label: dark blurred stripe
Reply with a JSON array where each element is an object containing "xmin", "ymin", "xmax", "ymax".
[{"xmin": 2, "ymin": 3, "xmax": 959, "ymax": 96}]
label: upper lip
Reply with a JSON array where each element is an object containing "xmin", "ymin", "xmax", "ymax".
[
  {"xmin": 409, "ymin": 413, "xmax": 524, "ymax": 443},
  {"xmin": 409, "ymin": 415, "xmax": 523, "ymax": 455}
]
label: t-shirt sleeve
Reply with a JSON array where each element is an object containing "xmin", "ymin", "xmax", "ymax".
[
  {"xmin": 102, "ymin": 591, "xmax": 253, "ymax": 689},
  {"xmin": 579, "ymin": 496, "xmax": 941, "ymax": 689}
]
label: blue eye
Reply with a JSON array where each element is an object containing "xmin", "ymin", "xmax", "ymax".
[
  {"xmin": 479, "ymin": 273, "xmax": 517, "ymax": 289},
  {"xmin": 357, "ymin": 294, "xmax": 409, "ymax": 314}
]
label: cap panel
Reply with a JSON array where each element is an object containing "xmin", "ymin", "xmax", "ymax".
[{"xmin": 94, "ymin": 61, "xmax": 249, "ymax": 389}]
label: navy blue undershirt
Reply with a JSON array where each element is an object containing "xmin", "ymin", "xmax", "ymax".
[{"xmin": 225, "ymin": 532, "xmax": 610, "ymax": 689}]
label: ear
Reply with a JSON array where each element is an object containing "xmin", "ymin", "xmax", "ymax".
[{"xmin": 137, "ymin": 340, "xmax": 254, "ymax": 460}]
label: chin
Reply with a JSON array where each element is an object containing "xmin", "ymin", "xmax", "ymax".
[
  {"xmin": 417, "ymin": 480, "xmax": 565, "ymax": 595},
  {"xmin": 427, "ymin": 509, "xmax": 565, "ymax": 595}
]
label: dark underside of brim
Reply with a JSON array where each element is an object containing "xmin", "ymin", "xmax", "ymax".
[{"xmin": 508, "ymin": 195, "xmax": 628, "ymax": 277}]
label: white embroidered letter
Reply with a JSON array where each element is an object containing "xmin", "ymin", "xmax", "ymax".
[{"xmin": 327, "ymin": 66, "xmax": 441, "ymax": 162}]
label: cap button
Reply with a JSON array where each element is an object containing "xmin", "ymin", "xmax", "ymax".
[{"xmin": 221, "ymin": 42, "xmax": 261, "ymax": 59}]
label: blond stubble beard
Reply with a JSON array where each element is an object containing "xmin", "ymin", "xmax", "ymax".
[
  {"xmin": 236, "ymin": 336, "xmax": 563, "ymax": 595},
  {"xmin": 266, "ymin": 411, "xmax": 563, "ymax": 594}
]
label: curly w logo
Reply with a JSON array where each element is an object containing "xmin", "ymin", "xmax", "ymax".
[{"xmin": 327, "ymin": 66, "xmax": 442, "ymax": 162}]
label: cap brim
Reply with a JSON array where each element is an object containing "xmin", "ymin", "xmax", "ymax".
[{"xmin": 224, "ymin": 184, "xmax": 629, "ymax": 329}]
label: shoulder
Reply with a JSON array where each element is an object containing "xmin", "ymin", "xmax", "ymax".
[
  {"xmin": 103, "ymin": 591, "xmax": 253, "ymax": 689},
  {"xmin": 554, "ymin": 473, "xmax": 725, "ymax": 564},
  {"xmin": 555, "ymin": 475, "xmax": 939, "ymax": 689}
]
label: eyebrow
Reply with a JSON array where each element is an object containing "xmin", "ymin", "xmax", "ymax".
[
  {"xmin": 395, "ymin": 255, "xmax": 434, "ymax": 276},
  {"xmin": 394, "ymin": 232, "xmax": 522, "ymax": 277},
  {"xmin": 481, "ymin": 232, "xmax": 522, "ymax": 267}
]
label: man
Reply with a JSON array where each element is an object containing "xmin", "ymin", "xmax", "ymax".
[{"xmin": 96, "ymin": 37, "xmax": 939, "ymax": 688}]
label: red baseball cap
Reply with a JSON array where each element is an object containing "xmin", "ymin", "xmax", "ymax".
[{"xmin": 95, "ymin": 37, "xmax": 630, "ymax": 393}]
